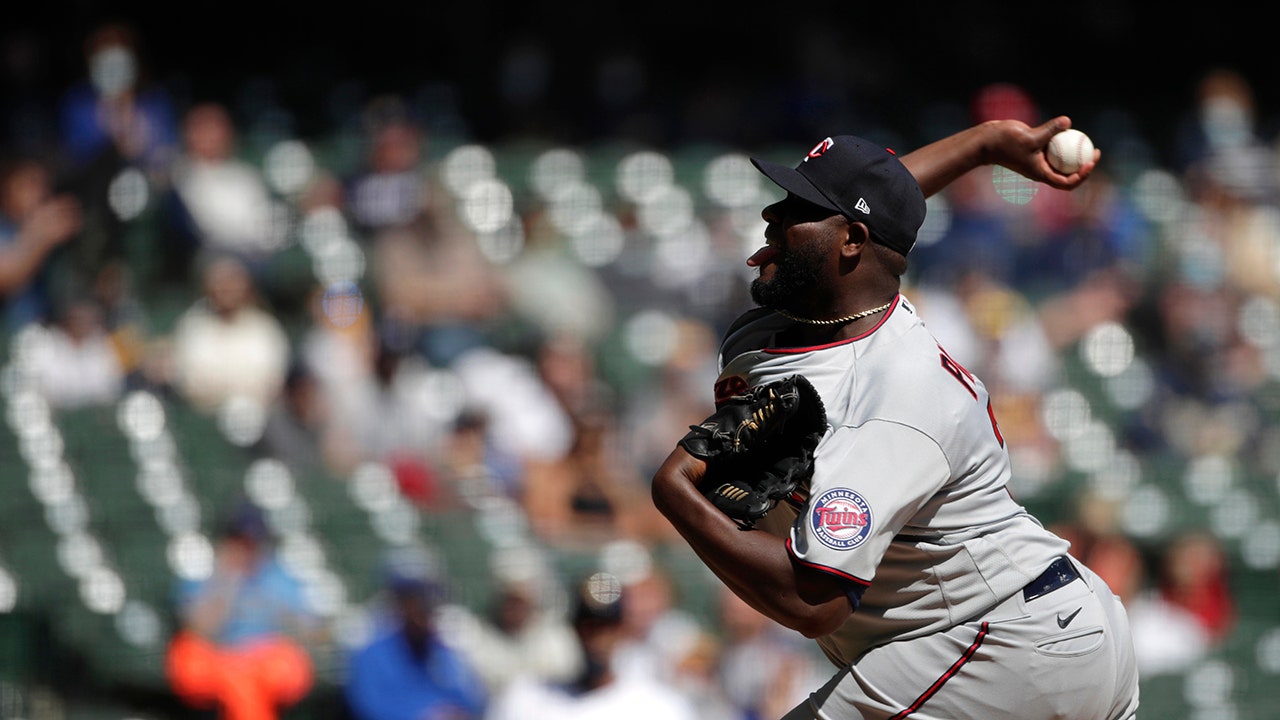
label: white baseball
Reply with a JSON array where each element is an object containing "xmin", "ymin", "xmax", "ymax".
[{"xmin": 1046, "ymin": 129, "xmax": 1095, "ymax": 174}]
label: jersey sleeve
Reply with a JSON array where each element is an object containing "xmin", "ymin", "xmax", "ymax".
[{"xmin": 788, "ymin": 420, "xmax": 950, "ymax": 589}]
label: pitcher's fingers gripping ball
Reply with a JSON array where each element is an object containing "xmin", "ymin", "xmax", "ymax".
[{"xmin": 679, "ymin": 375, "xmax": 828, "ymax": 529}]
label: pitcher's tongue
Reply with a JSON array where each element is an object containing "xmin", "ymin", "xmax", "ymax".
[{"xmin": 747, "ymin": 245, "xmax": 779, "ymax": 267}]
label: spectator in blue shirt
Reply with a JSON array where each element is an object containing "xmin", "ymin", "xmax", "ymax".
[
  {"xmin": 344, "ymin": 547, "xmax": 488, "ymax": 720},
  {"xmin": 166, "ymin": 500, "xmax": 318, "ymax": 720}
]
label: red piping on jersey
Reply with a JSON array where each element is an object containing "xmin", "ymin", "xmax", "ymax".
[
  {"xmin": 763, "ymin": 295, "xmax": 901, "ymax": 354},
  {"xmin": 887, "ymin": 622, "xmax": 990, "ymax": 720},
  {"xmin": 785, "ymin": 537, "xmax": 872, "ymax": 587}
]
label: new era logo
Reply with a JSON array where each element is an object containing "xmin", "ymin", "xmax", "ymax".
[{"xmin": 854, "ymin": 198, "xmax": 871, "ymax": 214}]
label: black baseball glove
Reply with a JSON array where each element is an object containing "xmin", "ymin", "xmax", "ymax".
[{"xmin": 679, "ymin": 375, "xmax": 827, "ymax": 530}]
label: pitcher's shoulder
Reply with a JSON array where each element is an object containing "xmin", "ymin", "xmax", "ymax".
[{"xmin": 719, "ymin": 307, "xmax": 783, "ymax": 362}]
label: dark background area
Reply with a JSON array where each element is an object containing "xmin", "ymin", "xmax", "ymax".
[{"xmin": 6, "ymin": 1, "xmax": 1279, "ymax": 163}]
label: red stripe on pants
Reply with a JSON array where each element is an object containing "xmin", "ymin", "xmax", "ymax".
[{"xmin": 888, "ymin": 622, "xmax": 990, "ymax": 720}]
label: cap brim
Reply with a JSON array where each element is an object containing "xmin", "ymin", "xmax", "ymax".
[{"xmin": 751, "ymin": 157, "xmax": 842, "ymax": 215}]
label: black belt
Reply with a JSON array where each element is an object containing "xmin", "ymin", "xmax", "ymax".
[{"xmin": 1022, "ymin": 556, "xmax": 1080, "ymax": 602}]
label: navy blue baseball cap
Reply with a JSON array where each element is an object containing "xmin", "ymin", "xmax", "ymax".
[{"xmin": 751, "ymin": 136, "xmax": 926, "ymax": 255}]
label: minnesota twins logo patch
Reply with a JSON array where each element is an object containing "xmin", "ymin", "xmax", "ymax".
[{"xmin": 810, "ymin": 488, "xmax": 872, "ymax": 550}]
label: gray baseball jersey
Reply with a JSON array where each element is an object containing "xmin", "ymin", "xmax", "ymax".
[
  {"xmin": 714, "ymin": 295, "xmax": 1139, "ymax": 718},
  {"xmin": 715, "ymin": 295, "xmax": 1057, "ymax": 645}
]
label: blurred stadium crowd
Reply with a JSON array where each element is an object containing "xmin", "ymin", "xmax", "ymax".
[{"xmin": 1, "ymin": 18, "xmax": 1280, "ymax": 720}]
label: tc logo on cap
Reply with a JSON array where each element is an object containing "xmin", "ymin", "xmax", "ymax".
[{"xmin": 805, "ymin": 137, "xmax": 835, "ymax": 161}]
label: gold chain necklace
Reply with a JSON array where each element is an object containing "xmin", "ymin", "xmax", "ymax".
[{"xmin": 776, "ymin": 300, "xmax": 892, "ymax": 326}]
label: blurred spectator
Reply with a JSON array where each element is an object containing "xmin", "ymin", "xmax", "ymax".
[
  {"xmin": 522, "ymin": 406, "xmax": 666, "ymax": 547},
  {"xmin": 55, "ymin": 22, "xmax": 177, "ymax": 288},
  {"xmin": 0, "ymin": 155, "xmax": 81, "ymax": 331},
  {"xmin": 57, "ymin": 21, "xmax": 178, "ymax": 177},
  {"xmin": 451, "ymin": 343, "xmax": 574, "ymax": 484},
  {"xmin": 484, "ymin": 572, "xmax": 697, "ymax": 720},
  {"xmin": 1034, "ymin": 265, "xmax": 1141, "ymax": 355},
  {"xmin": 339, "ymin": 336, "xmax": 451, "ymax": 503},
  {"xmin": 611, "ymin": 565, "xmax": 734, "ymax": 720},
  {"xmin": 1113, "ymin": 542, "xmax": 1213, "ymax": 678},
  {"xmin": 715, "ymin": 586, "xmax": 825, "ymax": 720},
  {"xmin": 619, "ymin": 319, "xmax": 723, "ymax": 480},
  {"xmin": 498, "ymin": 210, "xmax": 615, "ymax": 349},
  {"xmin": 1022, "ymin": 169, "xmax": 1151, "ymax": 299},
  {"xmin": 535, "ymin": 331, "xmax": 609, "ymax": 421},
  {"xmin": 169, "ymin": 253, "xmax": 291, "ymax": 413},
  {"xmin": 166, "ymin": 500, "xmax": 318, "ymax": 720},
  {"xmin": 165, "ymin": 101, "xmax": 287, "ymax": 279},
  {"xmin": 296, "ymin": 279, "xmax": 377, "ymax": 473},
  {"xmin": 351, "ymin": 97, "xmax": 507, "ymax": 367},
  {"xmin": 344, "ymin": 545, "xmax": 488, "ymax": 720},
  {"xmin": 1173, "ymin": 68, "xmax": 1277, "ymax": 199},
  {"xmin": 445, "ymin": 554, "xmax": 583, "ymax": 695},
  {"xmin": 88, "ymin": 258, "xmax": 152, "ymax": 383},
  {"xmin": 255, "ymin": 360, "xmax": 345, "ymax": 476},
  {"xmin": 1069, "ymin": 522, "xmax": 1236, "ymax": 678},
  {"xmin": 28, "ymin": 295, "xmax": 125, "ymax": 409},
  {"xmin": 371, "ymin": 220, "xmax": 507, "ymax": 367},
  {"xmin": 1131, "ymin": 275, "xmax": 1259, "ymax": 449},
  {"xmin": 611, "ymin": 562, "xmax": 705, "ymax": 690},
  {"xmin": 348, "ymin": 96, "xmax": 429, "ymax": 235},
  {"xmin": 530, "ymin": 333, "xmax": 680, "ymax": 550},
  {"xmin": 1157, "ymin": 531, "xmax": 1236, "ymax": 643},
  {"xmin": 904, "ymin": 148, "xmax": 1023, "ymax": 290},
  {"xmin": 1178, "ymin": 84, "xmax": 1280, "ymax": 302},
  {"xmin": 436, "ymin": 407, "xmax": 524, "ymax": 505}
]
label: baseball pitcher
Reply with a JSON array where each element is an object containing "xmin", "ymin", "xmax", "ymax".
[{"xmin": 652, "ymin": 118, "xmax": 1139, "ymax": 719}]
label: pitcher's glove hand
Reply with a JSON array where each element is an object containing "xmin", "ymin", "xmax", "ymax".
[{"xmin": 679, "ymin": 375, "xmax": 827, "ymax": 530}]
